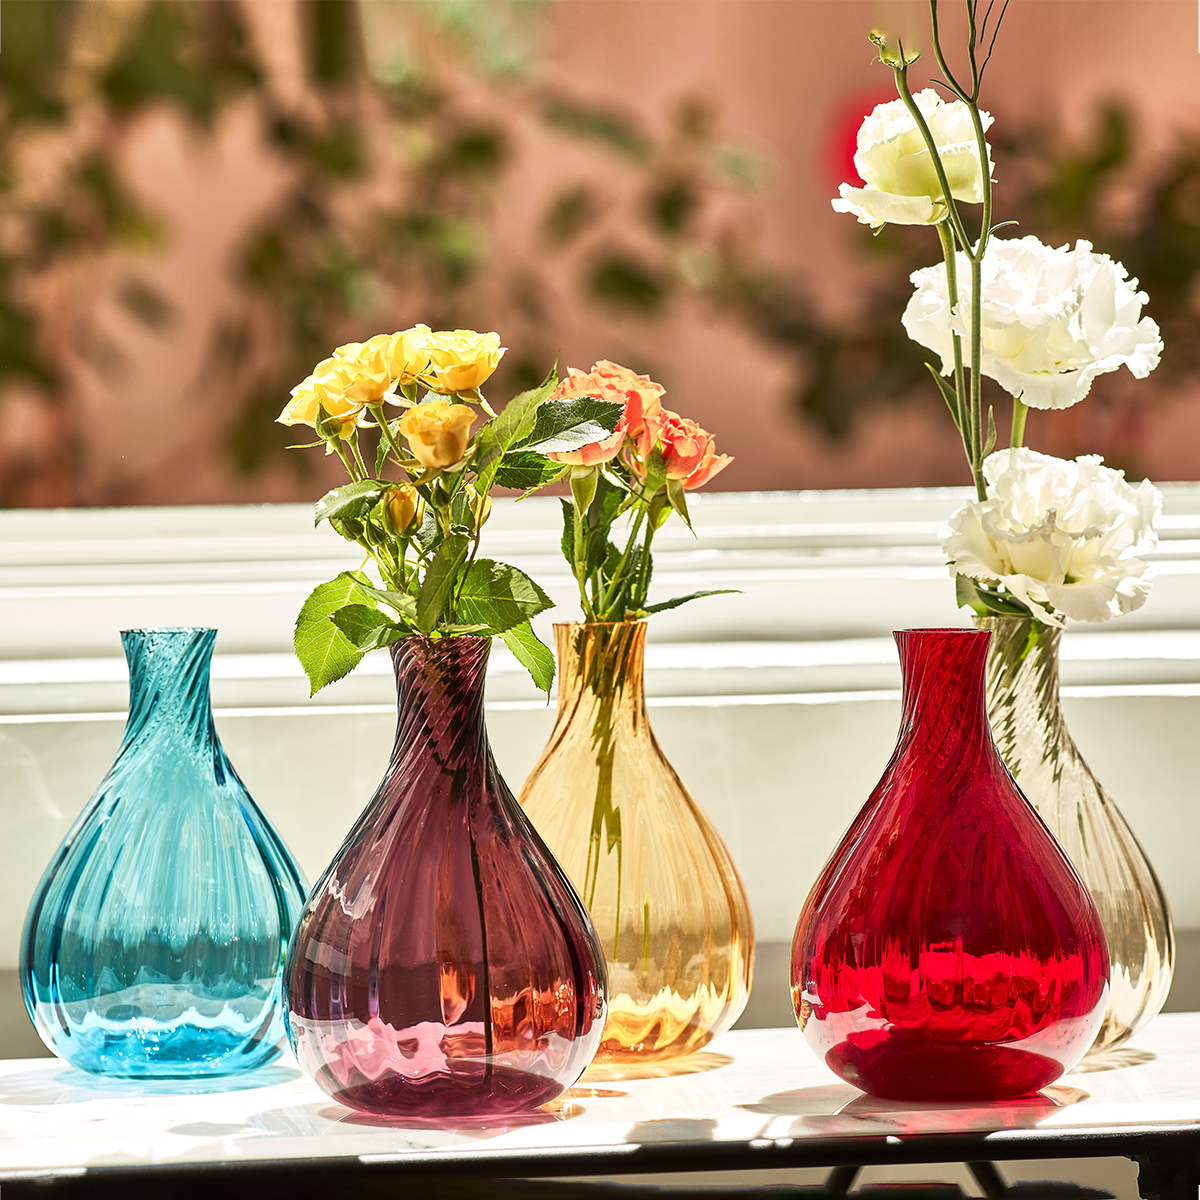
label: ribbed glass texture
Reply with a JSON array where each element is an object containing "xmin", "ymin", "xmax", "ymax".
[
  {"xmin": 977, "ymin": 614, "xmax": 1174, "ymax": 1056},
  {"xmin": 519, "ymin": 622, "xmax": 753, "ymax": 1065},
  {"xmin": 284, "ymin": 635, "xmax": 606, "ymax": 1118},
  {"xmin": 21, "ymin": 628, "xmax": 308, "ymax": 1077},
  {"xmin": 791, "ymin": 629, "xmax": 1109, "ymax": 1101}
]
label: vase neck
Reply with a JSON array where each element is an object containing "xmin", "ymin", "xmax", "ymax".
[
  {"xmin": 389, "ymin": 635, "xmax": 490, "ymax": 773},
  {"xmin": 895, "ymin": 629, "xmax": 991, "ymax": 755},
  {"xmin": 120, "ymin": 628, "xmax": 217, "ymax": 750},
  {"xmin": 975, "ymin": 614, "xmax": 1070, "ymax": 755},
  {"xmin": 553, "ymin": 622, "xmax": 648, "ymax": 731}
]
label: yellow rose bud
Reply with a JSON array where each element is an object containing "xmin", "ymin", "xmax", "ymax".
[
  {"xmin": 385, "ymin": 485, "xmax": 424, "ymax": 533},
  {"xmin": 422, "ymin": 329, "xmax": 505, "ymax": 394},
  {"xmin": 397, "ymin": 399, "xmax": 476, "ymax": 470},
  {"xmin": 467, "ymin": 485, "xmax": 492, "ymax": 529}
]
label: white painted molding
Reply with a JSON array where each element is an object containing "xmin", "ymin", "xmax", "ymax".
[{"xmin": 2, "ymin": 488, "xmax": 1198, "ymax": 965}]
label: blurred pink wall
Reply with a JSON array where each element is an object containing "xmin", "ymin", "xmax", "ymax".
[{"xmin": 15, "ymin": 0, "xmax": 1200, "ymax": 505}]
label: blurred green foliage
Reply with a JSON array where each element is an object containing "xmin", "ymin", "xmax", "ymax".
[{"xmin": 3, "ymin": 0, "xmax": 1200, "ymax": 501}]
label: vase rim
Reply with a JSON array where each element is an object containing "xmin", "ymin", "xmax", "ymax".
[
  {"xmin": 121, "ymin": 626, "xmax": 217, "ymax": 635},
  {"xmin": 895, "ymin": 627, "xmax": 984, "ymax": 636},
  {"xmin": 553, "ymin": 620, "xmax": 646, "ymax": 629}
]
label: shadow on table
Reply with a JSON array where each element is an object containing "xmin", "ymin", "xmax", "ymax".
[
  {"xmin": 0, "ymin": 1061, "xmax": 301, "ymax": 1105},
  {"xmin": 324, "ymin": 1098, "xmax": 585, "ymax": 1133},
  {"xmin": 580, "ymin": 1052, "xmax": 733, "ymax": 1083},
  {"xmin": 741, "ymin": 1081, "xmax": 1090, "ymax": 1137},
  {"xmin": 623, "ymin": 1117, "xmax": 719, "ymax": 1144},
  {"xmin": 1070, "ymin": 1046, "xmax": 1154, "ymax": 1074}
]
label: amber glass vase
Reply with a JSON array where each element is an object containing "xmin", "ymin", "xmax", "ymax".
[
  {"xmin": 519, "ymin": 622, "xmax": 753, "ymax": 1065},
  {"xmin": 977, "ymin": 614, "xmax": 1174, "ymax": 1055}
]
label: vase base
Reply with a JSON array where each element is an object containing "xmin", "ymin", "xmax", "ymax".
[
  {"xmin": 825, "ymin": 1033, "xmax": 1066, "ymax": 1102},
  {"xmin": 322, "ymin": 1065, "xmax": 570, "ymax": 1119},
  {"xmin": 35, "ymin": 1020, "xmax": 286, "ymax": 1079}
]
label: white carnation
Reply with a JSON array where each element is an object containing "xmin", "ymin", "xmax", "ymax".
[
  {"xmin": 831, "ymin": 89, "xmax": 993, "ymax": 229},
  {"xmin": 943, "ymin": 448, "xmax": 1161, "ymax": 626},
  {"xmin": 904, "ymin": 236, "xmax": 1162, "ymax": 409}
]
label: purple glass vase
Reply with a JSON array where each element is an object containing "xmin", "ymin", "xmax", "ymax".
[{"xmin": 284, "ymin": 635, "xmax": 607, "ymax": 1118}]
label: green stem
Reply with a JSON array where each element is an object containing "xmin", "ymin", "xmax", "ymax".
[
  {"xmin": 969, "ymin": 255, "xmax": 986, "ymax": 500},
  {"xmin": 1011, "ymin": 398, "xmax": 1028, "ymax": 449},
  {"xmin": 937, "ymin": 221, "xmax": 971, "ymax": 464},
  {"xmin": 333, "ymin": 439, "xmax": 362, "ymax": 482},
  {"xmin": 368, "ymin": 403, "xmax": 406, "ymax": 470},
  {"xmin": 891, "ymin": 63, "xmax": 971, "ymax": 251},
  {"xmin": 598, "ymin": 504, "xmax": 648, "ymax": 619}
]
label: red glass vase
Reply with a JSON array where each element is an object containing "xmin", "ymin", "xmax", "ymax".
[
  {"xmin": 284, "ymin": 636, "xmax": 607, "ymax": 1118},
  {"xmin": 791, "ymin": 629, "xmax": 1109, "ymax": 1101}
]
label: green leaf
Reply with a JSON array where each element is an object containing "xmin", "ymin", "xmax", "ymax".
[
  {"xmin": 473, "ymin": 369, "xmax": 558, "ymax": 493},
  {"xmin": 456, "ymin": 558, "xmax": 553, "ymax": 634},
  {"xmin": 493, "ymin": 450, "xmax": 570, "ymax": 492},
  {"xmin": 353, "ymin": 581, "xmax": 418, "ymax": 622},
  {"xmin": 570, "ymin": 465, "xmax": 599, "ymax": 515},
  {"xmin": 640, "ymin": 588, "xmax": 738, "ymax": 615},
  {"xmin": 314, "ymin": 480, "xmax": 390, "ymax": 527},
  {"xmin": 983, "ymin": 405, "xmax": 997, "ymax": 457},
  {"xmin": 559, "ymin": 498, "xmax": 577, "ymax": 566},
  {"xmin": 514, "ymin": 397, "xmax": 624, "ymax": 455},
  {"xmin": 587, "ymin": 472, "xmax": 628, "ymax": 531},
  {"xmin": 954, "ymin": 573, "xmax": 1031, "ymax": 617},
  {"xmin": 665, "ymin": 477, "xmax": 692, "ymax": 530},
  {"xmin": 294, "ymin": 571, "xmax": 374, "ymax": 695},
  {"xmin": 501, "ymin": 620, "xmax": 555, "ymax": 694},
  {"xmin": 329, "ymin": 604, "xmax": 411, "ymax": 653},
  {"xmin": 416, "ymin": 534, "xmax": 470, "ymax": 633},
  {"xmin": 925, "ymin": 363, "xmax": 962, "ymax": 432}
]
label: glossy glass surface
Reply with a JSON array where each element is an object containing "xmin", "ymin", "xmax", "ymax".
[
  {"xmin": 284, "ymin": 636, "xmax": 606, "ymax": 1118},
  {"xmin": 519, "ymin": 623, "xmax": 753, "ymax": 1065},
  {"xmin": 791, "ymin": 629, "xmax": 1109, "ymax": 1101},
  {"xmin": 978, "ymin": 615, "xmax": 1174, "ymax": 1056},
  {"xmin": 21, "ymin": 628, "xmax": 308, "ymax": 1077}
]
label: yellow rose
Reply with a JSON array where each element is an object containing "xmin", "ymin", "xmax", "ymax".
[
  {"xmin": 385, "ymin": 485, "xmax": 424, "ymax": 533},
  {"xmin": 382, "ymin": 325, "xmax": 432, "ymax": 386},
  {"xmin": 422, "ymin": 329, "xmax": 505, "ymax": 394},
  {"xmin": 277, "ymin": 359, "xmax": 364, "ymax": 430},
  {"xmin": 328, "ymin": 343, "xmax": 393, "ymax": 406},
  {"xmin": 397, "ymin": 398, "xmax": 477, "ymax": 469}
]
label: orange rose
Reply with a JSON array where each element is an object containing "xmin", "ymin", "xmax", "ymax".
[
  {"xmin": 548, "ymin": 360, "xmax": 663, "ymax": 466},
  {"xmin": 638, "ymin": 409, "xmax": 733, "ymax": 490},
  {"xmin": 384, "ymin": 485, "xmax": 424, "ymax": 533}
]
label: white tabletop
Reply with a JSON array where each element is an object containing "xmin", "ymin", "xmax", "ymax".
[{"xmin": 3, "ymin": 1016, "xmax": 1200, "ymax": 1183}]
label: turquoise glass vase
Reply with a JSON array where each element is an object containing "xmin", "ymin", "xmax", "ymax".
[{"xmin": 21, "ymin": 628, "xmax": 308, "ymax": 1077}]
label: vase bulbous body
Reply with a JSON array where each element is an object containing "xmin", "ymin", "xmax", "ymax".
[
  {"xmin": 519, "ymin": 622, "xmax": 753, "ymax": 1065},
  {"xmin": 977, "ymin": 615, "xmax": 1174, "ymax": 1056},
  {"xmin": 284, "ymin": 636, "xmax": 606, "ymax": 1118},
  {"xmin": 791, "ymin": 629, "xmax": 1109, "ymax": 1101},
  {"xmin": 21, "ymin": 628, "xmax": 308, "ymax": 1077}
]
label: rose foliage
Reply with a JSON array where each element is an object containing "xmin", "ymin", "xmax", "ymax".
[
  {"xmin": 285, "ymin": 325, "xmax": 623, "ymax": 695},
  {"xmin": 528, "ymin": 360, "xmax": 735, "ymax": 622}
]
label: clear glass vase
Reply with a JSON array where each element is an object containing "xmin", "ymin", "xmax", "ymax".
[
  {"xmin": 791, "ymin": 629, "xmax": 1109, "ymax": 1101},
  {"xmin": 284, "ymin": 635, "xmax": 607, "ymax": 1118},
  {"xmin": 21, "ymin": 628, "xmax": 308, "ymax": 1077},
  {"xmin": 519, "ymin": 622, "xmax": 754, "ymax": 1066},
  {"xmin": 976, "ymin": 614, "xmax": 1175, "ymax": 1055}
]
